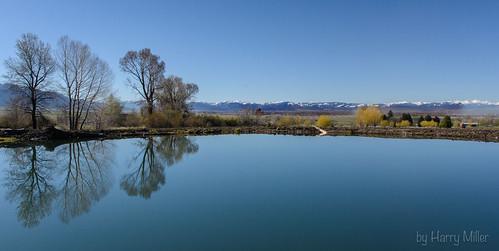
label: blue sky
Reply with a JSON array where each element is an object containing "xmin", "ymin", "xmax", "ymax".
[{"xmin": 1, "ymin": 0, "xmax": 499, "ymax": 103}]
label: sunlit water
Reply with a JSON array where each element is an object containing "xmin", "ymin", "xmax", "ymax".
[{"xmin": 0, "ymin": 135, "xmax": 499, "ymax": 251}]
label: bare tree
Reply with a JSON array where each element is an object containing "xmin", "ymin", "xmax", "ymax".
[
  {"xmin": 56, "ymin": 36, "xmax": 112, "ymax": 130},
  {"xmin": 158, "ymin": 75, "xmax": 198, "ymax": 113},
  {"xmin": 119, "ymin": 49, "xmax": 165, "ymax": 115},
  {"xmin": 4, "ymin": 33, "xmax": 55, "ymax": 129}
]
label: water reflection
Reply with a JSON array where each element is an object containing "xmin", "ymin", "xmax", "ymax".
[
  {"xmin": 2, "ymin": 136, "xmax": 199, "ymax": 227},
  {"xmin": 56, "ymin": 141, "xmax": 114, "ymax": 223},
  {"xmin": 4, "ymin": 146, "xmax": 56, "ymax": 228},
  {"xmin": 121, "ymin": 136, "xmax": 199, "ymax": 199},
  {"xmin": 157, "ymin": 136, "xmax": 200, "ymax": 166}
]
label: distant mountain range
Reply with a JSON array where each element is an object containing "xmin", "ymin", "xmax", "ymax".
[
  {"xmin": 1, "ymin": 84, "xmax": 499, "ymax": 115},
  {"xmin": 189, "ymin": 100, "xmax": 499, "ymax": 115},
  {"xmin": 0, "ymin": 83, "xmax": 66, "ymax": 108}
]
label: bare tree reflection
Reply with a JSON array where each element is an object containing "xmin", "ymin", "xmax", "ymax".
[
  {"xmin": 120, "ymin": 138, "xmax": 164, "ymax": 198},
  {"xmin": 4, "ymin": 146, "xmax": 56, "ymax": 228},
  {"xmin": 121, "ymin": 136, "xmax": 198, "ymax": 199},
  {"xmin": 56, "ymin": 141, "xmax": 113, "ymax": 223},
  {"xmin": 157, "ymin": 136, "xmax": 199, "ymax": 166},
  {"xmin": 2, "ymin": 136, "xmax": 197, "ymax": 227}
]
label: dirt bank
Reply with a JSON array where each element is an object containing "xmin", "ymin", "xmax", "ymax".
[
  {"xmin": 0, "ymin": 126, "xmax": 321, "ymax": 147},
  {"xmin": 325, "ymin": 127, "xmax": 499, "ymax": 142},
  {"xmin": 2, "ymin": 126, "xmax": 499, "ymax": 148}
]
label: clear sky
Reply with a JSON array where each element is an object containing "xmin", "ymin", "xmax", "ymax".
[{"xmin": 1, "ymin": 0, "xmax": 499, "ymax": 103}]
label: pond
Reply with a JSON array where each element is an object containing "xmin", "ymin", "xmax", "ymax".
[{"xmin": 0, "ymin": 135, "xmax": 498, "ymax": 250}]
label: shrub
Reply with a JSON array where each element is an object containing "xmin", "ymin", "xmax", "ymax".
[
  {"xmin": 205, "ymin": 115, "xmax": 228, "ymax": 127},
  {"xmin": 144, "ymin": 112, "xmax": 168, "ymax": 128},
  {"xmin": 183, "ymin": 114, "xmax": 248, "ymax": 127},
  {"xmin": 183, "ymin": 115, "xmax": 200, "ymax": 127},
  {"xmin": 356, "ymin": 106, "xmax": 383, "ymax": 127},
  {"xmin": 101, "ymin": 95, "xmax": 124, "ymax": 128},
  {"xmin": 0, "ymin": 113, "xmax": 28, "ymax": 129},
  {"xmin": 276, "ymin": 116, "xmax": 295, "ymax": 127},
  {"xmin": 123, "ymin": 112, "xmax": 142, "ymax": 127},
  {"xmin": 238, "ymin": 112, "xmax": 259, "ymax": 126},
  {"xmin": 396, "ymin": 120, "xmax": 412, "ymax": 127},
  {"xmin": 478, "ymin": 116, "xmax": 499, "ymax": 127},
  {"xmin": 224, "ymin": 117, "xmax": 241, "ymax": 126},
  {"xmin": 439, "ymin": 115, "xmax": 453, "ymax": 128},
  {"xmin": 417, "ymin": 116, "xmax": 424, "ymax": 127},
  {"xmin": 302, "ymin": 119, "xmax": 314, "ymax": 126},
  {"xmin": 0, "ymin": 101, "xmax": 31, "ymax": 129},
  {"xmin": 38, "ymin": 115, "xmax": 55, "ymax": 128},
  {"xmin": 296, "ymin": 116, "xmax": 309, "ymax": 126},
  {"xmin": 273, "ymin": 115, "xmax": 313, "ymax": 127},
  {"xmin": 379, "ymin": 120, "xmax": 391, "ymax": 127},
  {"xmin": 316, "ymin": 115, "xmax": 333, "ymax": 128},
  {"xmin": 164, "ymin": 110, "xmax": 184, "ymax": 128},
  {"xmin": 420, "ymin": 120, "xmax": 438, "ymax": 127}
]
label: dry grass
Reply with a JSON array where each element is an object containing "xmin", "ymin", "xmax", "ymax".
[{"xmin": 0, "ymin": 137, "xmax": 17, "ymax": 143}]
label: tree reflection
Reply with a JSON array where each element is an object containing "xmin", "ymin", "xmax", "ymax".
[
  {"xmin": 2, "ymin": 136, "xmax": 197, "ymax": 227},
  {"xmin": 4, "ymin": 146, "xmax": 56, "ymax": 228},
  {"xmin": 56, "ymin": 141, "xmax": 113, "ymax": 223},
  {"xmin": 157, "ymin": 136, "xmax": 199, "ymax": 166},
  {"xmin": 120, "ymin": 138, "xmax": 163, "ymax": 198},
  {"xmin": 3, "ymin": 140, "xmax": 113, "ymax": 226},
  {"xmin": 121, "ymin": 136, "xmax": 198, "ymax": 199}
]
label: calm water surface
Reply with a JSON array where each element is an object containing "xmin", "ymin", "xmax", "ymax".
[{"xmin": 0, "ymin": 135, "xmax": 499, "ymax": 250}]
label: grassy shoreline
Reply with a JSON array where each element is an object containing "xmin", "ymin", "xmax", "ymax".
[
  {"xmin": 324, "ymin": 127, "xmax": 499, "ymax": 143},
  {"xmin": 0, "ymin": 126, "xmax": 320, "ymax": 147},
  {"xmin": 1, "ymin": 126, "xmax": 499, "ymax": 147}
]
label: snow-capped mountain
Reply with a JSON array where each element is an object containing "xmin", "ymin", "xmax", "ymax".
[
  {"xmin": 1, "ymin": 84, "xmax": 499, "ymax": 114},
  {"xmin": 190, "ymin": 101, "xmax": 364, "ymax": 113},
  {"xmin": 190, "ymin": 100, "xmax": 499, "ymax": 114}
]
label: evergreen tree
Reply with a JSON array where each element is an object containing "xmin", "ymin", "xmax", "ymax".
[
  {"xmin": 439, "ymin": 116, "xmax": 453, "ymax": 128},
  {"xmin": 387, "ymin": 110, "xmax": 394, "ymax": 119},
  {"xmin": 102, "ymin": 94, "xmax": 124, "ymax": 127},
  {"xmin": 401, "ymin": 113, "xmax": 413, "ymax": 125},
  {"xmin": 424, "ymin": 114, "xmax": 432, "ymax": 122},
  {"xmin": 433, "ymin": 116, "xmax": 440, "ymax": 124}
]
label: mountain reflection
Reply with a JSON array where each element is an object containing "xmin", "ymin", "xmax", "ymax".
[
  {"xmin": 2, "ymin": 136, "xmax": 199, "ymax": 227},
  {"xmin": 121, "ymin": 136, "xmax": 198, "ymax": 199}
]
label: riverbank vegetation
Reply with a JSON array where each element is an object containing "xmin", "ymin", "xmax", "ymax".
[
  {"xmin": 316, "ymin": 115, "xmax": 333, "ymax": 128},
  {"xmin": 355, "ymin": 106, "xmax": 455, "ymax": 128},
  {"xmin": 0, "ymin": 33, "xmax": 494, "ymax": 135},
  {"xmin": 1, "ymin": 33, "xmax": 204, "ymax": 131}
]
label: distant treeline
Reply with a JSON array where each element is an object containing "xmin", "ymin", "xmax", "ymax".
[{"xmin": 355, "ymin": 106, "xmax": 453, "ymax": 128}]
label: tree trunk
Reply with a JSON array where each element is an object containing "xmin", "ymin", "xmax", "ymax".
[
  {"xmin": 68, "ymin": 97, "xmax": 73, "ymax": 131},
  {"xmin": 31, "ymin": 99, "xmax": 37, "ymax": 129},
  {"xmin": 147, "ymin": 102, "xmax": 153, "ymax": 115}
]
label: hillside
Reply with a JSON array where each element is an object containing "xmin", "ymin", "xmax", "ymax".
[{"xmin": 2, "ymin": 84, "xmax": 499, "ymax": 115}]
